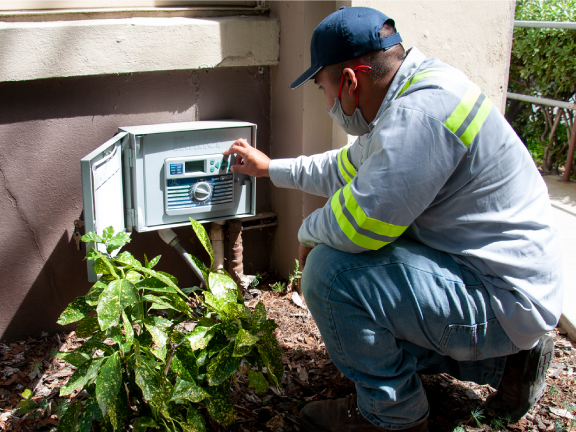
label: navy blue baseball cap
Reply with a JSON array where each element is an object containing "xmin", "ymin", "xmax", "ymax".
[{"xmin": 290, "ymin": 7, "xmax": 402, "ymax": 90}]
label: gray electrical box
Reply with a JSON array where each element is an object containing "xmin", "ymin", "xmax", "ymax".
[{"xmin": 81, "ymin": 121, "xmax": 256, "ymax": 278}]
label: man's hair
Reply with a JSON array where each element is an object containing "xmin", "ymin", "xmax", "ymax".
[{"xmin": 325, "ymin": 22, "xmax": 406, "ymax": 84}]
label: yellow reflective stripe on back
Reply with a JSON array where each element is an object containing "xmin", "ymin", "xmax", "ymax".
[
  {"xmin": 330, "ymin": 191, "xmax": 389, "ymax": 250},
  {"xmin": 397, "ymin": 69, "xmax": 447, "ymax": 98},
  {"xmin": 459, "ymin": 97, "xmax": 493, "ymax": 146},
  {"xmin": 341, "ymin": 184, "xmax": 407, "ymax": 238},
  {"xmin": 337, "ymin": 149, "xmax": 352, "ymax": 183},
  {"xmin": 445, "ymin": 84, "xmax": 482, "ymax": 133}
]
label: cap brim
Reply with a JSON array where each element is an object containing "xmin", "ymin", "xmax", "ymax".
[{"xmin": 290, "ymin": 65, "xmax": 323, "ymax": 90}]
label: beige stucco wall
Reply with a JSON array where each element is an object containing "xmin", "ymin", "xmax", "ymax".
[
  {"xmin": 351, "ymin": 0, "xmax": 515, "ymax": 112},
  {"xmin": 268, "ymin": 0, "xmax": 515, "ymax": 277}
]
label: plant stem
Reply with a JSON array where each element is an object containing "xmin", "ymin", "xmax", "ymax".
[{"xmin": 164, "ymin": 340, "xmax": 185, "ymax": 377}]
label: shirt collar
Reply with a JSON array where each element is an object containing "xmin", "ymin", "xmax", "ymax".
[{"xmin": 373, "ymin": 46, "xmax": 427, "ymax": 121}]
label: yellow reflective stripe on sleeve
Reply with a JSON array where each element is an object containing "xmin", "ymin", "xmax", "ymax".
[
  {"xmin": 459, "ymin": 97, "xmax": 493, "ymax": 146},
  {"xmin": 444, "ymin": 84, "xmax": 482, "ymax": 133},
  {"xmin": 341, "ymin": 184, "xmax": 408, "ymax": 238},
  {"xmin": 330, "ymin": 190, "xmax": 389, "ymax": 250},
  {"xmin": 337, "ymin": 147, "xmax": 354, "ymax": 183},
  {"xmin": 341, "ymin": 147, "xmax": 356, "ymax": 179},
  {"xmin": 397, "ymin": 69, "xmax": 447, "ymax": 98}
]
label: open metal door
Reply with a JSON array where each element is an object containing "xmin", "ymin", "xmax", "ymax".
[{"xmin": 81, "ymin": 132, "xmax": 128, "ymax": 281}]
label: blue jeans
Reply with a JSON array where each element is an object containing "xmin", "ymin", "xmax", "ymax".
[{"xmin": 301, "ymin": 238, "xmax": 520, "ymax": 430}]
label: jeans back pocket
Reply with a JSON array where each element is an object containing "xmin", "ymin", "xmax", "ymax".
[{"xmin": 440, "ymin": 318, "xmax": 519, "ymax": 361}]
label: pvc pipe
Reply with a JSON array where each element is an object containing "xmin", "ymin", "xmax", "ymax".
[
  {"xmin": 514, "ymin": 20, "xmax": 576, "ymax": 30},
  {"xmin": 158, "ymin": 228, "xmax": 206, "ymax": 287},
  {"xmin": 210, "ymin": 221, "xmax": 225, "ymax": 270},
  {"xmin": 507, "ymin": 92, "xmax": 576, "ymax": 110}
]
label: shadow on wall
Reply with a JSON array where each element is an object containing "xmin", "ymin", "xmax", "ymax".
[{"xmin": 0, "ymin": 66, "xmax": 272, "ymax": 342}]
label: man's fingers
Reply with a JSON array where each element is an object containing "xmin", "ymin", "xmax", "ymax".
[
  {"xmin": 233, "ymin": 139, "xmax": 251, "ymax": 148},
  {"xmin": 230, "ymin": 163, "xmax": 248, "ymax": 174},
  {"xmin": 223, "ymin": 143, "xmax": 250, "ymax": 157}
]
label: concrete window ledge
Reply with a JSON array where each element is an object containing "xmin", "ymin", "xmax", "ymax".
[{"xmin": 0, "ymin": 15, "xmax": 280, "ymax": 82}]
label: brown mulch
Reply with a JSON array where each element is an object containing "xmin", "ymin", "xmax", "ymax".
[{"xmin": 1, "ymin": 284, "xmax": 575, "ymax": 432}]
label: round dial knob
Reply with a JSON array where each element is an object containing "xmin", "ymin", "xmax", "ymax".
[{"xmin": 191, "ymin": 182, "xmax": 212, "ymax": 203}]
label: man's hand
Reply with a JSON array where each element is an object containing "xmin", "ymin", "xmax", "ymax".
[
  {"xmin": 223, "ymin": 139, "xmax": 271, "ymax": 177},
  {"xmin": 299, "ymin": 243, "xmax": 313, "ymax": 271}
]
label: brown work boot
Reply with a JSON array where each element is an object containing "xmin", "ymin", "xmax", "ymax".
[
  {"xmin": 483, "ymin": 334, "xmax": 554, "ymax": 422},
  {"xmin": 299, "ymin": 394, "xmax": 428, "ymax": 432}
]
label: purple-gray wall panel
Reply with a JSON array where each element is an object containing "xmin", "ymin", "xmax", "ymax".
[{"xmin": 0, "ymin": 66, "xmax": 272, "ymax": 342}]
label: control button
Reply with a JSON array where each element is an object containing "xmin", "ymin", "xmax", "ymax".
[
  {"xmin": 210, "ymin": 160, "xmax": 214, "ymax": 165},
  {"xmin": 215, "ymin": 162, "xmax": 220, "ymax": 168},
  {"xmin": 210, "ymin": 167, "xmax": 215, "ymax": 173}
]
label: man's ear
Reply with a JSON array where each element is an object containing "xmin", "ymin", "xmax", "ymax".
[{"xmin": 342, "ymin": 67, "xmax": 358, "ymax": 96}]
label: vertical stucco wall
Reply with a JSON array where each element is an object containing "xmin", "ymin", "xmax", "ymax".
[
  {"xmin": 352, "ymin": 0, "xmax": 516, "ymax": 111},
  {"xmin": 0, "ymin": 67, "xmax": 272, "ymax": 342},
  {"xmin": 267, "ymin": 0, "xmax": 515, "ymax": 277},
  {"xmin": 268, "ymin": 1, "xmax": 337, "ymax": 277}
]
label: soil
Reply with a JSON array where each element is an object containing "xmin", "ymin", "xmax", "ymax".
[{"xmin": 1, "ymin": 283, "xmax": 575, "ymax": 432}]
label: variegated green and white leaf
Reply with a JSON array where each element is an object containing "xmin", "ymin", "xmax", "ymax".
[
  {"xmin": 106, "ymin": 378, "xmax": 127, "ymax": 431},
  {"xmin": 144, "ymin": 323, "xmax": 168, "ymax": 361},
  {"xmin": 170, "ymin": 378, "xmax": 209, "ymax": 403},
  {"xmin": 132, "ymin": 417, "xmax": 158, "ymax": 432},
  {"xmin": 113, "ymin": 251, "xmax": 140, "ymax": 268},
  {"xmin": 233, "ymin": 328, "xmax": 259, "ymax": 357},
  {"xmin": 252, "ymin": 301, "xmax": 267, "ymax": 329},
  {"xmin": 134, "ymin": 359, "xmax": 161, "ymax": 401},
  {"xmin": 57, "ymin": 296, "xmax": 95, "ymax": 325},
  {"xmin": 57, "ymin": 400, "xmax": 80, "ymax": 432},
  {"xmin": 189, "ymin": 218, "xmax": 214, "ymax": 269},
  {"xmin": 146, "ymin": 255, "xmax": 161, "ymax": 269},
  {"xmin": 186, "ymin": 326, "xmax": 216, "ymax": 351},
  {"xmin": 96, "ymin": 352, "xmax": 122, "ymax": 417},
  {"xmin": 126, "ymin": 270, "xmax": 142, "ymax": 284},
  {"xmin": 206, "ymin": 342, "xmax": 240, "ymax": 386},
  {"xmin": 189, "ymin": 254, "xmax": 208, "ymax": 283},
  {"xmin": 97, "ymin": 279, "xmax": 139, "ymax": 331},
  {"xmin": 170, "ymin": 344, "xmax": 199, "ymax": 382},
  {"xmin": 204, "ymin": 291, "xmax": 236, "ymax": 315},
  {"xmin": 78, "ymin": 395, "xmax": 102, "ymax": 432},
  {"xmin": 183, "ymin": 407, "xmax": 206, "ymax": 432},
  {"xmin": 58, "ymin": 351, "xmax": 90, "ymax": 368},
  {"xmin": 248, "ymin": 369, "xmax": 268, "ymax": 393},
  {"xmin": 85, "ymin": 280, "xmax": 108, "ymax": 306},
  {"xmin": 122, "ymin": 311, "xmax": 134, "ymax": 347},
  {"xmin": 222, "ymin": 302, "xmax": 251, "ymax": 320},
  {"xmin": 257, "ymin": 342, "xmax": 283, "ymax": 388},
  {"xmin": 75, "ymin": 315, "xmax": 101, "ymax": 338},
  {"xmin": 90, "ymin": 250, "xmax": 119, "ymax": 278},
  {"xmin": 204, "ymin": 383, "xmax": 235, "ymax": 426},
  {"xmin": 136, "ymin": 266, "xmax": 187, "ymax": 298},
  {"xmin": 60, "ymin": 357, "xmax": 106, "ymax": 396},
  {"xmin": 208, "ymin": 273, "xmax": 236, "ymax": 299}
]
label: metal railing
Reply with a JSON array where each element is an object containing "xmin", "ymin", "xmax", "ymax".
[{"xmin": 508, "ymin": 20, "xmax": 576, "ymax": 182}]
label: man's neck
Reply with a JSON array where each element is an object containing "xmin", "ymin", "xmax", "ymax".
[{"xmin": 362, "ymin": 61, "xmax": 404, "ymax": 123}]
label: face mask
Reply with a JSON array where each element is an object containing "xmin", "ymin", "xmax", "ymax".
[
  {"xmin": 327, "ymin": 65, "xmax": 372, "ymax": 136},
  {"xmin": 327, "ymin": 98, "xmax": 371, "ymax": 136}
]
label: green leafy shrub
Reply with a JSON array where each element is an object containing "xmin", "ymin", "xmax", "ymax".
[
  {"xmin": 506, "ymin": 0, "xmax": 576, "ymax": 173},
  {"xmin": 56, "ymin": 220, "xmax": 283, "ymax": 432}
]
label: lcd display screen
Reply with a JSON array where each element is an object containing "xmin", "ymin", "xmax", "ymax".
[{"xmin": 185, "ymin": 160, "xmax": 204, "ymax": 173}]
